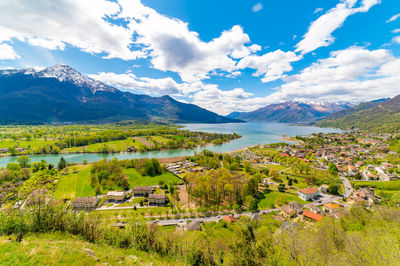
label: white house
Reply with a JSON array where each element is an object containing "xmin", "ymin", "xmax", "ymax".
[{"xmin": 297, "ymin": 187, "xmax": 319, "ymax": 201}]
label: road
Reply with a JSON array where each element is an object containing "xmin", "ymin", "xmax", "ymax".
[
  {"xmin": 152, "ymin": 208, "xmax": 279, "ymax": 226},
  {"xmin": 340, "ymin": 175, "xmax": 353, "ymax": 198}
]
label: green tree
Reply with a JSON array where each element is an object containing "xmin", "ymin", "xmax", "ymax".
[
  {"xmin": 57, "ymin": 157, "xmax": 67, "ymax": 170},
  {"xmin": 17, "ymin": 156, "xmax": 30, "ymax": 168},
  {"xmin": 327, "ymin": 183, "xmax": 339, "ymax": 195},
  {"xmin": 278, "ymin": 183, "xmax": 286, "ymax": 192},
  {"xmin": 246, "ymin": 195, "xmax": 257, "ymax": 211}
]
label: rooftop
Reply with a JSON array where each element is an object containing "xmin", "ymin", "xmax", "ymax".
[
  {"xmin": 303, "ymin": 210, "xmax": 323, "ymax": 221},
  {"xmin": 299, "ymin": 187, "xmax": 319, "ymax": 195}
]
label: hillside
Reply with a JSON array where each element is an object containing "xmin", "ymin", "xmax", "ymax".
[
  {"xmin": 0, "ymin": 64, "xmax": 240, "ymax": 124},
  {"xmin": 315, "ymin": 95, "xmax": 400, "ymax": 132},
  {"xmin": 227, "ymin": 102, "xmax": 353, "ymax": 123},
  {"xmin": 0, "ymin": 233, "xmax": 173, "ymax": 265}
]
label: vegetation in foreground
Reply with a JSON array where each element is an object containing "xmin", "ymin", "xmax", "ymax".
[{"xmin": 1, "ymin": 201, "xmax": 400, "ymax": 265}]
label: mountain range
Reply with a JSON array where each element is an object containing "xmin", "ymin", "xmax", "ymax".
[
  {"xmin": 315, "ymin": 96, "xmax": 400, "ymax": 132},
  {"xmin": 0, "ymin": 64, "xmax": 240, "ymax": 124},
  {"xmin": 227, "ymin": 102, "xmax": 355, "ymax": 123}
]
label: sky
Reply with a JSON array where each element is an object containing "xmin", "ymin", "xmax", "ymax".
[{"xmin": 0, "ymin": 0, "xmax": 399, "ymax": 115}]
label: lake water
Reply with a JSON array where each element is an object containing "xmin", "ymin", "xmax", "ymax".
[{"xmin": 0, "ymin": 122, "xmax": 342, "ymax": 167}]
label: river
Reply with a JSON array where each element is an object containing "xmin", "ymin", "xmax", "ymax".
[{"xmin": 0, "ymin": 122, "xmax": 343, "ymax": 167}]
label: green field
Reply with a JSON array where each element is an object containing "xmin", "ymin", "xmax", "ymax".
[
  {"xmin": 125, "ymin": 168, "xmax": 181, "ymax": 187},
  {"xmin": 351, "ymin": 180, "xmax": 400, "ymax": 190},
  {"xmin": 54, "ymin": 165, "xmax": 95, "ymax": 199},
  {"xmin": 257, "ymin": 190, "xmax": 307, "ymax": 209},
  {"xmin": 64, "ymin": 137, "xmax": 147, "ymax": 153},
  {"xmin": 55, "ymin": 166, "xmax": 180, "ymax": 199}
]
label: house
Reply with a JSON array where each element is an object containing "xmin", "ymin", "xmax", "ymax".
[
  {"xmin": 323, "ymin": 203, "xmax": 339, "ymax": 214},
  {"xmin": 72, "ymin": 197, "xmax": 98, "ymax": 210},
  {"xmin": 223, "ymin": 216, "xmax": 237, "ymax": 223},
  {"xmin": 148, "ymin": 194, "xmax": 166, "ymax": 205},
  {"xmin": 302, "ymin": 210, "xmax": 323, "ymax": 221},
  {"xmin": 280, "ymin": 205, "xmax": 295, "ymax": 219},
  {"xmin": 107, "ymin": 191, "xmax": 126, "ymax": 202},
  {"xmin": 132, "ymin": 186, "xmax": 154, "ymax": 197},
  {"xmin": 176, "ymin": 221, "xmax": 202, "ymax": 232},
  {"xmin": 288, "ymin": 201, "xmax": 304, "ymax": 215},
  {"xmin": 297, "ymin": 187, "xmax": 319, "ymax": 201},
  {"xmin": 308, "ymin": 204, "xmax": 322, "ymax": 214}
]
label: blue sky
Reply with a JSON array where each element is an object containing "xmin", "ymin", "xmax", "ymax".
[{"xmin": 0, "ymin": 0, "xmax": 399, "ymax": 115}]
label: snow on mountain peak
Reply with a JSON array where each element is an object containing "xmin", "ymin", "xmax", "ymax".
[{"xmin": 0, "ymin": 64, "xmax": 115, "ymax": 94}]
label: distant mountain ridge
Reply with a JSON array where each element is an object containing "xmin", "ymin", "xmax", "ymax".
[
  {"xmin": 0, "ymin": 64, "xmax": 241, "ymax": 124},
  {"xmin": 315, "ymin": 96, "xmax": 400, "ymax": 132},
  {"xmin": 227, "ymin": 101, "xmax": 355, "ymax": 123}
]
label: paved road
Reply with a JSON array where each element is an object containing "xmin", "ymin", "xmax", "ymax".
[
  {"xmin": 340, "ymin": 175, "xmax": 353, "ymax": 198},
  {"xmin": 152, "ymin": 208, "xmax": 279, "ymax": 226}
]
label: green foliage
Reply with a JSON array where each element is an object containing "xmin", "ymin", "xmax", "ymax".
[
  {"xmin": 327, "ymin": 183, "xmax": 339, "ymax": 195},
  {"xmin": 90, "ymin": 159, "xmax": 129, "ymax": 194}
]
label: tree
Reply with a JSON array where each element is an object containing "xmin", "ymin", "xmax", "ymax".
[
  {"xmin": 278, "ymin": 184, "xmax": 286, "ymax": 192},
  {"xmin": 328, "ymin": 163, "xmax": 339, "ymax": 177},
  {"xmin": 57, "ymin": 157, "xmax": 67, "ymax": 170},
  {"xmin": 17, "ymin": 156, "xmax": 30, "ymax": 168},
  {"xmin": 246, "ymin": 195, "xmax": 257, "ymax": 211},
  {"xmin": 327, "ymin": 184, "xmax": 339, "ymax": 195},
  {"xmin": 288, "ymin": 178, "xmax": 293, "ymax": 186}
]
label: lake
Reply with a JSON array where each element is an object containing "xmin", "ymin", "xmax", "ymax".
[{"xmin": 0, "ymin": 122, "xmax": 343, "ymax": 167}]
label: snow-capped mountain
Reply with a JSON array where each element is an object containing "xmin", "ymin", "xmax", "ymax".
[
  {"xmin": 0, "ymin": 64, "xmax": 241, "ymax": 124},
  {"xmin": 0, "ymin": 64, "xmax": 115, "ymax": 94}
]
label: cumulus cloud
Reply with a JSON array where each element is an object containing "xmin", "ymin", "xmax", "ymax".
[
  {"xmin": 266, "ymin": 46, "xmax": 399, "ymax": 103},
  {"xmin": 296, "ymin": 0, "xmax": 380, "ymax": 54},
  {"xmin": 118, "ymin": 0, "xmax": 260, "ymax": 82},
  {"xmin": 0, "ymin": 0, "xmax": 144, "ymax": 60},
  {"xmin": 237, "ymin": 50, "xmax": 301, "ymax": 82},
  {"xmin": 252, "ymin": 3, "xmax": 264, "ymax": 13},
  {"xmin": 191, "ymin": 85, "xmax": 255, "ymax": 115},
  {"xmin": 0, "ymin": 44, "xmax": 19, "ymax": 60},
  {"xmin": 89, "ymin": 72, "xmax": 199, "ymax": 96},
  {"xmin": 386, "ymin": 13, "xmax": 400, "ymax": 23}
]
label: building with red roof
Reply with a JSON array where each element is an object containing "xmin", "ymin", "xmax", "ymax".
[
  {"xmin": 302, "ymin": 210, "xmax": 323, "ymax": 221},
  {"xmin": 297, "ymin": 187, "xmax": 319, "ymax": 201}
]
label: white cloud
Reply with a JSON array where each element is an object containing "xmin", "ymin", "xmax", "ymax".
[
  {"xmin": 117, "ymin": 0, "xmax": 262, "ymax": 82},
  {"xmin": 252, "ymin": 3, "xmax": 264, "ymax": 13},
  {"xmin": 296, "ymin": 0, "xmax": 380, "ymax": 54},
  {"xmin": 89, "ymin": 72, "xmax": 197, "ymax": 96},
  {"xmin": 266, "ymin": 46, "xmax": 399, "ymax": 103},
  {"xmin": 191, "ymin": 85, "xmax": 255, "ymax": 115},
  {"xmin": 393, "ymin": 36, "xmax": 400, "ymax": 44},
  {"xmin": 0, "ymin": 43, "xmax": 19, "ymax": 60},
  {"xmin": 237, "ymin": 50, "xmax": 301, "ymax": 82},
  {"xmin": 314, "ymin": 8, "xmax": 324, "ymax": 14},
  {"xmin": 27, "ymin": 38, "xmax": 66, "ymax": 50},
  {"xmin": 392, "ymin": 29, "xmax": 400, "ymax": 34},
  {"xmin": 386, "ymin": 13, "xmax": 400, "ymax": 23},
  {"xmin": 0, "ymin": 0, "xmax": 144, "ymax": 60}
]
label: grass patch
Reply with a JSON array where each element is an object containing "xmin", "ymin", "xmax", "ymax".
[
  {"xmin": 125, "ymin": 169, "xmax": 181, "ymax": 188},
  {"xmin": 257, "ymin": 190, "xmax": 307, "ymax": 209},
  {"xmin": 55, "ymin": 165, "xmax": 95, "ymax": 199},
  {"xmin": 351, "ymin": 180, "xmax": 400, "ymax": 190},
  {"xmin": 0, "ymin": 232, "xmax": 172, "ymax": 265}
]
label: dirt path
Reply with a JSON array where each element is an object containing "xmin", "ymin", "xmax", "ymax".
[{"xmin": 133, "ymin": 137, "xmax": 154, "ymax": 147}]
